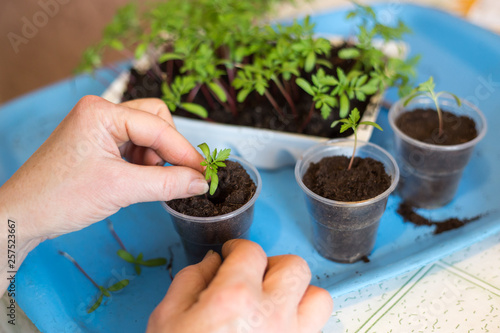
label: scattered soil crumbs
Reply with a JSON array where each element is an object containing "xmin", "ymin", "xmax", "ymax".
[{"xmin": 397, "ymin": 202, "xmax": 484, "ymax": 234}]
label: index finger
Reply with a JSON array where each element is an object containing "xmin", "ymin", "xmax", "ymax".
[
  {"xmin": 119, "ymin": 98, "xmax": 176, "ymax": 129},
  {"xmin": 103, "ymin": 99, "xmax": 204, "ymax": 172}
]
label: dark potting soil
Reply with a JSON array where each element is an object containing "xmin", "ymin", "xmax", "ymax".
[
  {"xmin": 397, "ymin": 202, "xmax": 484, "ymax": 234},
  {"xmin": 302, "ymin": 156, "xmax": 391, "ymax": 202},
  {"xmin": 396, "ymin": 108, "xmax": 477, "ymax": 145},
  {"xmin": 121, "ymin": 44, "xmax": 373, "ymax": 138},
  {"xmin": 167, "ymin": 160, "xmax": 256, "ymax": 217}
]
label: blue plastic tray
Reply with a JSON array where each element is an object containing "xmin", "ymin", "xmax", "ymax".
[{"xmin": 2, "ymin": 4, "xmax": 500, "ymax": 332}]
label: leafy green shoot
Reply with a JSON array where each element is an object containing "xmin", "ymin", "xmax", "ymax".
[
  {"xmin": 331, "ymin": 108, "xmax": 383, "ymax": 170},
  {"xmin": 107, "ymin": 219, "xmax": 167, "ymax": 275},
  {"xmin": 58, "ymin": 250, "xmax": 129, "ymax": 314},
  {"xmin": 403, "ymin": 76, "xmax": 461, "ymax": 137},
  {"xmin": 198, "ymin": 143, "xmax": 231, "ymax": 195}
]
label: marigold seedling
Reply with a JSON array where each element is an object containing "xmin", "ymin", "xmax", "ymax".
[
  {"xmin": 58, "ymin": 250, "xmax": 129, "ymax": 313},
  {"xmin": 107, "ymin": 219, "xmax": 167, "ymax": 275},
  {"xmin": 331, "ymin": 108, "xmax": 383, "ymax": 170},
  {"xmin": 403, "ymin": 76, "xmax": 461, "ymax": 137},
  {"xmin": 198, "ymin": 143, "xmax": 231, "ymax": 195}
]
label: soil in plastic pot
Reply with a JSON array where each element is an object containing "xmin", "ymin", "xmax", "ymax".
[
  {"xmin": 167, "ymin": 160, "xmax": 256, "ymax": 262},
  {"xmin": 302, "ymin": 156, "xmax": 391, "ymax": 263},
  {"xmin": 395, "ymin": 108, "xmax": 478, "ymax": 207}
]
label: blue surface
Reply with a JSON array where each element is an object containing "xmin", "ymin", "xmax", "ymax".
[{"xmin": 2, "ymin": 4, "xmax": 500, "ymax": 332}]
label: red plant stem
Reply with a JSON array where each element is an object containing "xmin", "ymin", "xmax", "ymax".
[
  {"xmin": 200, "ymin": 85, "xmax": 216, "ymax": 110},
  {"xmin": 291, "ymin": 75, "xmax": 300, "ymax": 101},
  {"xmin": 283, "ymin": 79, "xmax": 293, "ymax": 101},
  {"xmin": 273, "ymin": 78, "xmax": 297, "ymax": 118},
  {"xmin": 106, "ymin": 219, "xmax": 127, "ymax": 251},
  {"xmin": 167, "ymin": 60, "xmax": 174, "ymax": 85},
  {"xmin": 348, "ymin": 133, "xmax": 357, "ymax": 171},
  {"xmin": 298, "ymin": 103, "xmax": 316, "ymax": 133},
  {"xmin": 58, "ymin": 251, "xmax": 100, "ymax": 290},
  {"xmin": 264, "ymin": 90, "xmax": 285, "ymax": 117},
  {"xmin": 186, "ymin": 84, "xmax": 202, "ymax": 103},
  {"xmin": 214, "ymin": 79, "xmax": 238, "ymax": 117}
]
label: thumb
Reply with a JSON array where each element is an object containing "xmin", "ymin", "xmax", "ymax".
[{"xmin": 116, "ymin": 163, "xmax": 209, "ymax": 206}]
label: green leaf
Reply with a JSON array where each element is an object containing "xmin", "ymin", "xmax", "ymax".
[
  {"xmin": 360, "ymin": 121, "xmax": 383, "ymax": 131},
  {"xmin": 403, "ymin": 93, "xmax": 420, "ymax": 107},
  {"xmin": 208, "ymin": 82, "xmax": 227, "ymax": 103},
  {"xmin": 305, "ymin": 52, "xmax": 316, "ymax": 72},
  {"xmin": 134, "ymin": 43, "xmax": 147, "ymax": 59},
  {"xmin": 109, "ymin": 39, "xmax": 124, "ymax": 51},
  {"xmin": 440, "ymin": 91, "xmax": 462, "ymax": 106},
  {"xmin": 237, "ymin": 89, "xmax": 252, "ymax": 103},
  {"xmin": 340, "ymin": 123, "xmax": 352, "ymax": 133},
  {"xmin": 296, "ymin": 78, "xmax": 314, "ymax": 96},
  {"xmin": 209, "ymin": 173, "xmax": 219, "ymax": 195},
  {"xmin": 197, "ymin": 143, "xmax": 211, "ymax": 159},
  {"xmin": 140, "ymin": 258, "xmax": 168, "ymax": 267},
  {"xmin": 215, "ymin": 161, "xmax": 226, "ymax": 168},
  {"xmin": 216, "ymin": 148, "xmax": 231, "ymax": 162},
  {"xmin": 159, "ymin": 53, "xmax": 183, "ymax": 63},
  {"xmin": 136, "ymin": 253, "xmax": 144, "ymax": 262},
  {"xmin": 349, "ymin": 108, "xmax": 361, "ymax": 124},
  {"xmin": 135, "ymin": 264, "xmax": 141, "ymax": 275},
  {"xmin": 338, "ymin": 48, "xmax": 361, "ymax": 59},
  {"xmin": 88, "ymin": 294, "xmax": 104, "ymax": 313},
  {"xmin": 108, "ymin": 279, "xmax": 129, "ymax": 292},
  {"xmin": 117, "ymin": 249, "xmax": 135, "ymax": 263},
  {"xmin": 181, "ymin": 103, "xmax": 208, "ymax": 118},
  {"xmin": 339, "ymin": 94, "xmax": 350, "ymax": 118}
]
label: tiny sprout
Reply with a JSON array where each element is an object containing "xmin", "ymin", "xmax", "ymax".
[
  {"xmin": 58, "ymin": 250, "xmax": 129, "ymax": 313},
  {"xmin": 107, "ymin": 219, "xmax": 167, "ymax": 275},
  {"xmin": 331, "ymin": 108, "xmax": 383, "ymax": 170},
  {"xmin": 403, "ymin": 76, "xmax": 461, "ymax": 137},
  {"xmin": 198, "ymin": 143, "xmax": 231, "ymax": 195}
]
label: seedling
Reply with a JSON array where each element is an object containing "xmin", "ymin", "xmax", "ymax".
[
  {"xmin": 331, "ymin": 108, "xmax": 383, "ymax": 170},
  {"xmin": 198, "ymin": 143, "xmax": 231, "ymax": 195},
  {"xmin": 58, "ymin": 251, "xmax": 129, "ymax": 313},
  {"xmin": 403, "ymin": 76, "xmax": 461, "ymax": 137},
  {"xmin": 77, "ymin": 0, "xmax": 418, "ymax": 132},
  {"xmin": 107, "ymin": 219, "xmax": 167, "ymax": 275}
]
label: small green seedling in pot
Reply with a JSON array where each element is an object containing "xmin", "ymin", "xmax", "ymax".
[
  {"xmin": 198, "ymin": 143, "xmax": 231, "ymax": 195},
  {"xmin": 403, "ymin": 76, "xmax": 461, "ymax": 137},
  {"xmin": 331, "ymin": 108, "xmax": 383, "ymax": 170}
]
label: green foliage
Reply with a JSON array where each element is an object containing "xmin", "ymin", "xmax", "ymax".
[
  {"xmin": 198, "ymin": 143, "xmax": 231, "ymax": 195},
  {"xmin": 117, "ymin": 249, "xmax": 167, "ymax": 275},
  {"xmin": 297, "ymin": 68, "xmax": 379, "ymax": 119},
  {"xmin": 77, "ymin": 0, "xmax": 418, "ymax": 131},
  {"xmin": 331, "ymin": 108, "xmax": 383, "ymax": 170},
  {"xmin": 403, "ymin": 76, "xmax": 461, "ymax": 136},
  {"xmin": 88, "ymin": 280, "xmax": 129, "ymax": 313},
  {"xmin": 343, "ymin": 1, "xmax": 418, "ymax": 97}
]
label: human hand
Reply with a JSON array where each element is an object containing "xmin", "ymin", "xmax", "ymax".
[
  {"xmin": 147, "ymin": 239, "xmax": 333, "ymax": 333},
  {"xmin": 0, "ymin": 96, "xmax": 208, "ymax": 243}
]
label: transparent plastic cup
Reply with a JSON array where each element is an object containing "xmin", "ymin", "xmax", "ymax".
[
  {"xmin": 389, "ymin": 94, "xmax": 487, "ymax": 208},
  {"xmin": 162, "ymin": 156, "xmax": 262, "ymax": 263},
  {"xmin": 295, "ymin": 139, "xmax": 399, "ymax": 263}
]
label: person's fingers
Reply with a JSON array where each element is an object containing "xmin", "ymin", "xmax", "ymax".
[
  {"xmin": 207, "ymin": 239, "xmax": 268, "ymax": 294},
  {"xmin": 119, "ymin": 98, "xmax": 176, "ymax": 128},
  {"xmin": 112, "ymin": 162, "xmax": 208, "ymax": 206},
  {"xmin": 149, "ymin": 251, "xmax": 221, "ymax": 325},
  {"xmin": 297, "ymin": 285, "xmax": 333, "ymax": 333},
  {"xmin": 107, "ymin": 103, "xmax": 204, "ymax": 172},
  {"xmin": 144, "ymin": 148, "xmax": 165, "ymax": 166},
  {"xmin": 262, "ymin": 255, "xmax": 312, "ymax": 306}
]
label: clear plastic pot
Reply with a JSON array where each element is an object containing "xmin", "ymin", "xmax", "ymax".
[
  {"xmin": 162, "ymin": 155, "xmax": 262, "ymax": 263},
  {"xmin": 295, "ymin": 139, "xmax": 399, "ymax": 263},
  {"xmin": 389, "ymin": 94, "xmax": 487, "ymax": 208}
]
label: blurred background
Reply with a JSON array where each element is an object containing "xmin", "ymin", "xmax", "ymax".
[{"xmin": 0, "ymin": 0, "xmax": 498, "ymax": 104}]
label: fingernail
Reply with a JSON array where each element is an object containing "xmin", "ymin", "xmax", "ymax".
[
  {"xmin": 188, "ymin": 179, "xmax": 209, "ymax": 195},
  {"xmin": 204, "ymin": 249, "xmax": 214, "ymax": 260}
]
